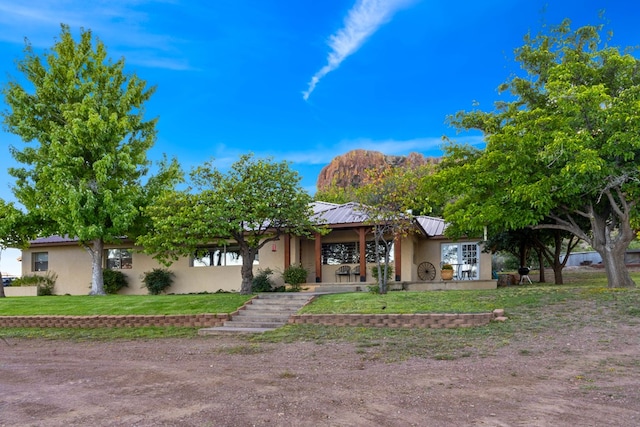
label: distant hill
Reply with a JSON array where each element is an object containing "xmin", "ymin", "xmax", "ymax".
[{"xmin": 316, "ymin": 149, "xmax": 440, "ymax": 191}]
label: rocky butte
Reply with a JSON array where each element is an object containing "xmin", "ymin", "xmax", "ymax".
[{"xmin": 316, "ymin": 149, "xmax": 440, "ymax": 191}]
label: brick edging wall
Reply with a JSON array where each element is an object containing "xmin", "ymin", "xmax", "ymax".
[
  {"xmin": 288, "ymin": 311, "xmax": 501, "ymax": 329},
  {"xmin": 0, "ymin": 313, "xmax": 229, "ymax": 328},
  {"xmin": 0, "ymin": 309, "xmax": 506, "ymax": 329}
]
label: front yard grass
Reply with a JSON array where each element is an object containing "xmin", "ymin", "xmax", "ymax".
[
  {"xmin": 0, "ymin": 293, "xmax": 252, "ymax": 316},
  {"xmin": 2, "ymin": 270, "xmax": 639, "ymax": 348}
]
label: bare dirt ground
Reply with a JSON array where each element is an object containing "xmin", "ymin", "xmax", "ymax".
[{"xmin": 2, "ymin": 310, "xmax": 639, "ymax": 427}]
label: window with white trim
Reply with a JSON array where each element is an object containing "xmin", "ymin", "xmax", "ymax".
[
  {"xmin": 191, "ymin": 245, "xmax": 258, "ymax": 267},
  {"xmin": 441, "ymin": 242, "xmax": 479, "ymax": 279},
  {"xmin": 33, "ymin": 252, "xmax": 49, "ymax": 271},
  {"xmin": 106, "ymin": 249, "xmax": 133, "ymax": 269},
  {"xmin": 321, "ymin": 241, "xmax": 394, "ymax": 265}
]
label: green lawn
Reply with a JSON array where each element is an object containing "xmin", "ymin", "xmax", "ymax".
[
  {"xmin": 2, "ymin": 270, "xmax": 640, "ymax": 347},
  {"xmin": 0, "ymin": 293, "xmax": 252, "ymax": 316}
]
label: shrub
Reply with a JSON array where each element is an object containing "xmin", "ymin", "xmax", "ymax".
[
  {"xmin": 282, "ymin": 264, "xmax": 308, "ymax": 292},
  {"xmin": 102, "ymin": 269, "xmax": 129, "ymax": 294},
  {"xmin": 252, "ymin": 268, "xmax": 283, "ymax": 292},
  {"xmin": 371, "ymin": 264, "xmax": 394, "ymax": 282},
  {"xmin": 13, "ymin": 272, "xmax": 58, "ymax": 296},
  {"xmin": 441, "ymin": 263, "xmax": 454, "ymax": 270},
  {"xmin": 142, "ymin": 268, "xmax": 174, "ymax": 295}
]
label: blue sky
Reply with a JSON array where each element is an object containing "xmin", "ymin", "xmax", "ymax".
[{"xmin": 1, "ymin": 0, "xmax": 639, "ymax": 275}]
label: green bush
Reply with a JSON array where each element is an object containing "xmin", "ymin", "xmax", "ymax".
[
  {"xmin": 13, "ymin": 272, "xmax": 58, "ymax": 296},
  {"xmin": 142, "ymin": 268, "xmax": 174, "ymax": 295},
  {"xmin": 371, "ymin": 264, "xmax": 394, "ymax": 282},
  {"xmin": 282, "ymin": 264, "xmax": 308, "ymax": 292},
  {"xmin": 367, "ymin": 284, "xmax": 380, "ymax": 294},
  {"xmin": 252, "ymin": 268, "xmax": 283, "ymax": 292},
  {"xmin": 103, "ymin": 269, "xmax": 129, "ymax": 294}
]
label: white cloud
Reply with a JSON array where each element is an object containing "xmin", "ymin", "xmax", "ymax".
[
  {"xmin": 259, "ymin": 136, "xmax": 452, "ymax": 166},
  {"xmin": 0, "ymin": 0, "xmax": 191, "ymax": 71},
  {"xmin": 303, "ymin": 0, "xmax": 416, "ymax": 101}
]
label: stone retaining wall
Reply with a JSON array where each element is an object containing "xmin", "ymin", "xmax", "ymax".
[
  {"xmin": 0, "ymin": 310, "xmax": 506, "ymax": 329},
  {"xmin": 289, "ymin": 310, "xmax": 503, "ymax": 329},
  {"xmin": 0, "ymin": 313, "xmax": 229, "ymax": 328}
]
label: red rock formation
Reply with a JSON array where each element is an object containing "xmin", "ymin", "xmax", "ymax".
[{"xmin": 316, "ymin": 149, "xmax": 439, "ymax": 191}]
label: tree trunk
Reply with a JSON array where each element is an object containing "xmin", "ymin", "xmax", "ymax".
[
  {"xmin": 537, "ymin": 249, "xmax": 546, "ymax": 283},
  {"xmin": 599, "ymin": 246, "xmax": 635, "ymax": 288},
  {"xmin": 86, "ymin": 239, "xmax": 106, "ymax": 295},
  {"xmin": 0, "ymin": 273, "xmax": 5, "ymax": 298},
  {"xmin": 589, "ymin": 207, "xmax": 636, "ymax": 289},
  {"xmin": 0, "ymin": 250, "xmax": 5, "ymax": 297},
  {"xmin": 240, "ymin": 247, "xmax": 257, "ymax": 295},
  {"xmin": 374, "ymin": 230, "xmax": 388, "ymax": 294},
  {"xmin": 552, "ymin": 261, "xmax": 564, "ymax": 285}
]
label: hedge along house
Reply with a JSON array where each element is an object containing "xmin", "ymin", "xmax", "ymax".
[{"xmin": 19, "ymin": 202, "xmax": 495, "ymax": 295}]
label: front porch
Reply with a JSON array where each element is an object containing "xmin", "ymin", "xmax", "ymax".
[{"xmin": 298, "ymin": 278, "xmax": 497, "ymax": 293}]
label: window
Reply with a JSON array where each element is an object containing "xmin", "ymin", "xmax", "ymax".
[
  {"xmin": 365, "ymin": 241, "xmax": 394, "ymax": 263},
  {"xmin": 33, "ymin": 252, "xmax": 48, "ymax": 271},
  {"xmin": 441, "ymin": 242, "xmax": 479, "ymax": 279},
  {"xmin": 322, "ymin": 242, "xmax": 357, "ymax": 265},
  {"xmin": 321, "ymin": 241, "xmax": 394, "ymax": 265},
  {"xmin": 191, "ymin": 245, "xmax": 258, "ymax": 267},
  {"xmin": 106, "ymin": 248, "xmax": 133, "ymax": 269}
]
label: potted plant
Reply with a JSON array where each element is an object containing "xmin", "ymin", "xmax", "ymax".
[{"xmin": 441, "ymin": 263, "xmax": 454, "ymax": 280}]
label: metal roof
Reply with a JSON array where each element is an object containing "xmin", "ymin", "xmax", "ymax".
[
  {"xmin": 30, "ymin": 204, "xmax": 447, "ymax": 245},
  {"xmin": 311, "ymin": 202, "xmax": 446, "ymax": 237},
  {"xmin": 415, "ymin": 216, "xmax": 447, "ymax": 237},
  {"xmin": 311, "ymin": 202, "xmax": 369, "ymax": 226},
  {"xmin": 30, "ymin": 235, "xmax": 78, "ymax": 245},
  {"xmin": 311, "ymin": 201, "xmax": 339, "ymax": 214}
]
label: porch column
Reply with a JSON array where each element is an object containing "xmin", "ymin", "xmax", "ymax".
[
  {"xmin": 284, "ymin": 234, "xmax": 291, "ymax": 269},
  {"xmin": 359, "ymin": 227, "xmax": 367, "ymax": 282},
  {"xmin": 394, "ymin": 236, "xmax": 402, "ymax": 281},
  {"xmin": 314, "ymin": 233, "xmax": 322, "ymax": 283}
]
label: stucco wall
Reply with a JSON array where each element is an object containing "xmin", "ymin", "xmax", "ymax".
[
  {"xmin": 21, "ymin": 243, "xmax": 284, "ymax": 295},
  {"xmin": 20, "ymin": 233, "xmax": 494, "ymax": 295}
]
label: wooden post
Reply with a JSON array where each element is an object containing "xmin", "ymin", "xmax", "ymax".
[
  {"xmin": 314, "ymin": 233, "xmax": 322, "ymax": 283},
  {"xmin": 394, "ymin": 236, "xmax": 402, "ymax": 281},
  {"xmin": 284, "ymin": 234, "xmax": 291, "ymax": 269},
  {"xmin": 359, "ymin": 227, "xmax": 367, "ymax": 282}
]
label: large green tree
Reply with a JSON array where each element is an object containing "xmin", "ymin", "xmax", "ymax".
[
  {"xmin": 0, "ymin": 201, "xmax": 37, "ymax": 298},
  {"xmin": 138, "ymin": 154, "xmax": 320, "ymax": 295},
  {"xmin": 438, "ymin": 20, "xmax": 639, "ymax": 288},
  {"xmin": 2, "ymin": 25, "xmax": 180, "ymax": 295}
]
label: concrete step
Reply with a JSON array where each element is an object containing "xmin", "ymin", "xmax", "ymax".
[
  {"xmin": 198, "ymin": 326, "xmax": 276, "ymax": 335},
  {"xmin": 234, "ymin": 312, "xmax": 291, "ymax": 321},
  {"xmin": 201, "ymin": 293, "xmax": 315, "ymax": 333},
  {"xmin": 251, "ymin": 297, "xmax": 309, "ymax": 307},
  {"xmin": 256, "ymin": 293, "xmax": 311, "ymax": 299},
  {"xmin": 224, "ymin": 320, "xmax": 286, "ymax": 329},
  {"xmin": 305, "ymin": 285, "xmax": 367, "ymax": 293}
]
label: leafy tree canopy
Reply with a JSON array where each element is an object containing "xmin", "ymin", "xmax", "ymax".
[
  {"xmin": 139, "ymin": 154, "xmax": 321, "ymax": 294},
  {"xmin": 355, "ymin": 167, "xmax": 420, "ymax": 294},
  {"xmin": 1, "ymin": 25, "xmax": 180, "ymax": 295},
  {"xmin": 435, "ymin": 19, "xmax": 640, "ymax": 288}
]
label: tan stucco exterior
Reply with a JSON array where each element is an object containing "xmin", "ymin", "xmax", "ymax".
[
  {"xmin": 21, "ymin": 225, "xmax": 495, "ymax": 295},
  {"xmin": 22, "ymin": 241, "xmax": 283, "ymax": 295}
]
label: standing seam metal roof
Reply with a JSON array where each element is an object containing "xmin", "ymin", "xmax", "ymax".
[{"xmin": 311, "ymin": 202, "xmax": 446, "ymax": 237}]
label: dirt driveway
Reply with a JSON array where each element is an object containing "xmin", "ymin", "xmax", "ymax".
[{"xmin": 2, "ymin": 311, "xmax": 640, "ymax": 427}]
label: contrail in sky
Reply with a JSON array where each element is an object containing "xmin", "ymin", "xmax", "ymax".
[{"xmin": 303, "ymin": 0, "xmax": 415, "ymax": 101}]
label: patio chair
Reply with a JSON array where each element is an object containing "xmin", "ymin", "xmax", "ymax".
[
  {"xmin": 460, "ymin": 264, "xmax": 473, "ymax": 280},
  {"xmin": 352, "ymin": 265, "xmax": 362, "ymax": 281},
  {"xmin": 335, "ymin": 265, "xmax": 351, "ymax": 282}
]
